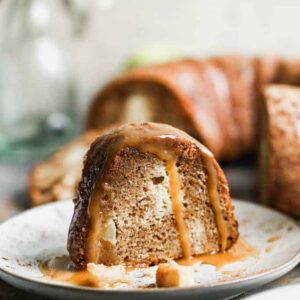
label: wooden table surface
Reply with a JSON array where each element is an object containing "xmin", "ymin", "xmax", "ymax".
[{"xmin": 0, "ymin": 164, "xmax": 299, "ymax": 299}]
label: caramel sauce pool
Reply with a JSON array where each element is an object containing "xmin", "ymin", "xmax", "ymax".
[
  {"xmin": 40, "ymin": 239, "xmax": 257, "ymax": 287},
  {"xmin": 39, "ymin": 256, "xmax": 98, "ymax": 287}
]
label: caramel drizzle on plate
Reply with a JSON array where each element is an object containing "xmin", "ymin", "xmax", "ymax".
[
  {"xmin": 40, "ymin": 239, "xmax": 257, "ymax": 287},
  {"xmin": 176, "ymin": 238, "xmax": 257, "ymax": 269},
  {"xmin": 40, "ymin": 256, "xmax": 98, "ymax": 287}
]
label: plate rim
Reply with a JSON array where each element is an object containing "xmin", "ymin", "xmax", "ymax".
[
  {"xmin": 0, "ymin": 199, "xmax": 299, "ymax": 295},
  {"xmin": 242, "ymin": 283, "xmax": 300, "ymax": 300}
]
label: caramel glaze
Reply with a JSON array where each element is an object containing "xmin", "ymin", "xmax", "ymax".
[
  {"xmin": 202, "ymin": 155, "xmax": 229, "ymax": 251},
  {"xmin": 176, "ymin": 238, "xmax": 258, "ymax": 269},
  {"xmin": 68, "ymin": 122, "xmax": 233, "ymax": 267},
  {"xmin": 166, "ymin": 159, "xmax": 191, "ymax": 258}
]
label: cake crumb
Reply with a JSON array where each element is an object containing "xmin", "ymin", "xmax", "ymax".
[
  {"xmin": 265, "ymin": 245, "xmax": 273, "ymax": 253},
  {"xmin": 267, "ymin": 235, "xmax": 281, "ymax": 243},
  {"xmin": 87, "ymin": 263, "xmax": 131, "ymax": 288},
  {"xmin": 156, "ymin": 260, "xmax": 194, "ymax": 288}
]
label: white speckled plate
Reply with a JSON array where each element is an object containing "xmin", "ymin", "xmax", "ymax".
[{"xmin": 0, "ymin": 199, "xmax": 299, "ymax": 300}]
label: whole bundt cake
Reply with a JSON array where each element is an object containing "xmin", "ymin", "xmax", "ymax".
[
  {"xmin": 260, "ymin": 84, "xmax": 300, "ymax": 216},
  {"xmin": 87, "ymin": 59, "xmax": 229, "ymax": 159},
  {"xmin": 86, "ymin": 56, "xmax": 300, "ymax": 160},
  {"xmin": 67, "ymin": 122, "xmax": 238, "ymax": 268}
]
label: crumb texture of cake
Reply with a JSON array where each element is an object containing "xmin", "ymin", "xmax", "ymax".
[
  {"xmin": 29, "ymin": 130, "xmax": 105, "ymax": 206},
  {"xmin": 260, "ymin": 85, "xmax": 300, "ymax": 216},
  {"xmin": 156, "ymin": 261, "xmax": 194, "ymax": 288},
  {"xmin": 67, "ymin": 122, "xmax": 238, "ymax": 269},
  {"xmin": 87, "ymin": 56, "xmax": 300, "ymax": 160}
]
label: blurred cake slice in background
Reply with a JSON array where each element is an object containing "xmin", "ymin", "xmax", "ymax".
[
  {"xmin": 260, "ymin": 84, "xmax": 300, "ymax": 216},
  {"xmin": 28, "ymin": 129, "xmax": 107, "ymax": 206}
]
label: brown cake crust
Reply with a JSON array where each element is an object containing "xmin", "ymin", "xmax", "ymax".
[
  {"xmin": 194, "ymin": 60, "xmax": 239, "ymax": 159},
  {"xmin": 253, "ymin": 56, "xmax": 282, "ymax": 89},
  {"xmin": 279, "ymin": 59, "xmax": 300, "ymax": 85},
  {"xmin": 68, "ymin": 123, "xmax": 238, "ymax": 269},
  {"xmin": 210, "ymin": 55, "xmax": 257, "ymax": 154}
]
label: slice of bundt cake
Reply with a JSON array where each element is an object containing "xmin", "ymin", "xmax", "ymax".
[
  {"xmin": 260, "ymin": 85, "xmax": 300, "ymax": 216},
  {"xmin": 29, "ymin": 130, "xmax": 104, "ymax": 206},
  {"xmin": 86, "ymin": 55, "xmax": 300, "ymax": 162},
  {"xmin": 67, "ymin": 122, "xmax": 238, "ymax": 269}
]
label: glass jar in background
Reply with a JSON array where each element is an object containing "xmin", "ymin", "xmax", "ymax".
[{"xmin": 0, "ymin": 0, "xmax": 79, "ymax": 163}]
